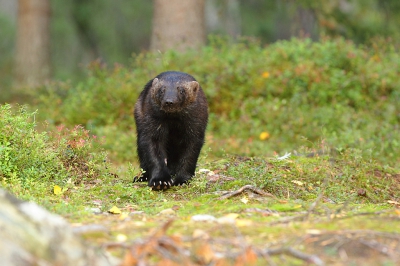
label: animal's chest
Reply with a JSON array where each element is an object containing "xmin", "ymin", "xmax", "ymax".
[{"xmin": 164, "ymin": 119, "xmax": 190, "ymax": 144}]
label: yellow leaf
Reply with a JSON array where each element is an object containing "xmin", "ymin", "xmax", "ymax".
[
  {"xmin": 259, "ymin": 131, "xmax": 270, "ymax": 141},
  {"xmin": 240, "ymin": 196, "xmax": 249, "ymax": 204},
  {"xmin": 108, "ymin": 206, "xmax": 121, "ymax": 214},
  {"xmin": 262, "ymin": 71, "xmax": 270, "ymax": 78},
  {"xmin": 291, "ymin": 180, "xmax": 304, "ymax": 186},
  {"xmin": 53, "ymin": 185, "xmax": 62, "ymax": 195}
]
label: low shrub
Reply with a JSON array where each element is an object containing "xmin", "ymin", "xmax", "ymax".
[{"xmin": 0, "ymin": 104, "xmax": 109, "ymax": 199}]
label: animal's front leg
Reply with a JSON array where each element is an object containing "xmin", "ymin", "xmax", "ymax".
[
  {"xmin": 136, "ymin": 129, "xmax": 173, "ymax": 190},
  {"xmin": 148, "ymin": 135, "xmax": 174, "ymax": 190},
  {"xmin": 172, "ymin": 139, "xmax": 204, "ymax": 186}
]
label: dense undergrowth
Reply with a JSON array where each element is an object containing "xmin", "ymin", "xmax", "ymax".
[
  {"xmin": 36, "ymin": 37, "xmax": 400, "ymax": 166},
  {"xmin": 0, "ymin": 104, "xmax": 110, "ymax": 201}
]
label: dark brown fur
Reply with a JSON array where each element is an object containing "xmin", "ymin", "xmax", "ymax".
[{"xmin": 133, "ymin": 71, "xmax": 208, "ymax": 190}]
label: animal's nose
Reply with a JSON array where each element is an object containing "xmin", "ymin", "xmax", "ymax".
[{"xmin": 165, "ymin": 100, "xmax": 174, "ymax": 105}]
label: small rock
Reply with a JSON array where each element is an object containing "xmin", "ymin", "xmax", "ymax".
[
  {"xmin": 88, "ymin": 207, "xmax": 102, "ymax": 214},
  {"xmin": 357, "ymin": 189, "xmax": 367, "ymax": 197},
  {"xmin": 191, "ymin": 214, "xmax": 216, "ymax": 222}
]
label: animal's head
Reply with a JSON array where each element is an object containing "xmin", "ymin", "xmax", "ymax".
[{"xmin": 150, "ymin": 74, "xmax": 200, "ymax": 113}]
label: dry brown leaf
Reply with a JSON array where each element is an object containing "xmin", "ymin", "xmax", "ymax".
[
  {"xmin": 194, "ymin": 242, "xmax": 214, "ymax": 264},
  {"xmin": 156, "ymin": 258, "xmax": 181, "ymax": 266},
  {"xmin": 215, "ymin": 258, "xmax": 231, "ymax": 266},
  {"xmin": 121, "ymin": 249, "xmax": 137, "ymax": 266},
  {"xmin": 234, "ymin": 247, "xmax": 258, "ymax": 266}
]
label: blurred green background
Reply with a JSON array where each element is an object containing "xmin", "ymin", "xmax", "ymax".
[{"xmin": 1, "ymin": 0, "xmax": 400, "ymax": 91}]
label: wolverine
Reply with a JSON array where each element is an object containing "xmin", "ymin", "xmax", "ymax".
[{"xmin": 133, "ymin": 71, "xmax": 208, "ymax": 190}]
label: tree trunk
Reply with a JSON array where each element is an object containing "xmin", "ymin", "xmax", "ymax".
[
  {"xmin": 205, "ymin": 0, "xmax": 241, "ymax": 38},
  {"xmin": 151, "ymin": 0, "xmax": 206, "ymax": 52},
  {"xmin": 292, "ymin": 6, "xmax": 318, "ymax": 40},
  {"xmin": 15, "ymin": 0, "xmax": 51, "ymax": 88}
]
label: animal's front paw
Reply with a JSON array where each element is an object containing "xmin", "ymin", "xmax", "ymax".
[
  {"xmin": 149, "ymin": 179, "xmax": 173, "ymax": 190},
  {"xmin": 173, "ymin": 175, "xmax": 192, "ymax": 186},
  {"xmin": 148, "ymin": 170, "xmax": 173, "ymax": 190}
]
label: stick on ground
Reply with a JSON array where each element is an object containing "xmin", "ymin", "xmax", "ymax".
[{"xmin": 218, "ymin": 185, "xmax": 276, "ymax": 200}]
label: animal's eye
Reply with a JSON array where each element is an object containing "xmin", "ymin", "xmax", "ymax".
[
  {"xmin": 158, "ymin": 87, "xmax": 165, "ymax": 97},
  {"xmin": 178, "ymin": 87, "xmax": 185, "ymax": 94}
]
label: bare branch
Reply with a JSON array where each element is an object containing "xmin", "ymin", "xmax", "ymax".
[
  {"xmin": 218, "ymin": 185, "xmax": 276, "ymax": 200},
  {"xmin": 262, "ymin": 247, "xmax": 325, "ymax": 266}
]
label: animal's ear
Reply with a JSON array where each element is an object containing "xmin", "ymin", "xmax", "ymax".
[
  {"xmin": 151, "ymin": 78, "xmax": 162, "ymax": 103},
  {"xmin": 185, "ymin": 81, "xmax": 200, "ymax": 102},
  {"xmin": 152, "ymin": 78, "xmax": 161, "ymax": 88},
  {"xmin": 188, "ymin": 81, "xmax": 199, "ymax": 93}
]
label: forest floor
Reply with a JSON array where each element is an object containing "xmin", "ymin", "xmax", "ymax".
[{"xmin": 56, "ymin": 154, "xmax": 400, "ymax": 266}]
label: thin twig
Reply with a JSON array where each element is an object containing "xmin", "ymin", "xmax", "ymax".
[
  {"xmin": 102, "ymin": 241, "xmax": 130, "ymax": 249},
  {"xmin": 358, "ymin": 239, "xmax": 394, "ymax": 256},
  {"xmin": 262, "ymin": 247, "xmax": 325, "ymax": 266},
  {"xmin": 218, "ymin": 185, "xmax": 276, "ymax": 200}
]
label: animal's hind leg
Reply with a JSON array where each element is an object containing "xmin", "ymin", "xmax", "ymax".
[{"xmin": 133, "ymin": 169, "xmax": 149, "ymax": 182}]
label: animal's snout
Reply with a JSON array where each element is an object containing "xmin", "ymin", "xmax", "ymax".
[
  {"xmin": 163, "ymin": 89, "xmax": 179, "ymax": 106},
  {"xmin": 164, "ymin": 99, "xmax": 175, "ymax": 105}
]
